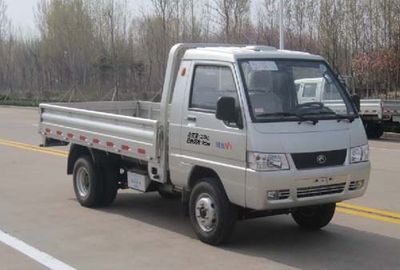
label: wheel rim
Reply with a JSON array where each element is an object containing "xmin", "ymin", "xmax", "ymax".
[
  {"xmin": 76, "ymin": 167, "xmax": 90, "ymax": 198},
  {"xmin": 195, "ymin": 193, "xmax": 217, "ymax": 232}
]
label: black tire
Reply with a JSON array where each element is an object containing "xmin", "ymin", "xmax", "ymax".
[
  {"xmin": 73, "ymin": 155, "xmax": 103, "ymax": 208},
  {"xmin": 292, "ymin": 203, "xmax": 336, "ymax": 230},
  {"xmin": 189, "ymin": 178, "xmax": 237, "ymax": 245},
  {"xmin": 365, "ymin": 124, "xmax": 376, "ymax": 139},
  {"xmin": 158, "ymin": 188, "xmax": 181, "ymax": 199},
  {"xmin": 99, "ymin": 164, "xmax": 119, "ymax": 206},
  {"xmin": 365, "ymin": 123, "xmax": 384, "ymax": 139},
  {"xmin": 375, "ymin": 124, "xmax": 384, "ymax": 139}
]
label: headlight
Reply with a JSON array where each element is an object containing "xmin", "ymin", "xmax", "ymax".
[
  {"xmin": 247, "ymin": 152, "xmax": 290, "ymax": 171},
  {"xmin": 350, "ymin": 144, "xmax": 369, "ymax": 163}
]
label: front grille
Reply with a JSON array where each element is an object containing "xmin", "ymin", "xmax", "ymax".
[
  {"xmin": 277, "ymin": 189, "xmax": 290, "ymax": 200},
  {"xmin": 348, "ymin": 181, "xmax": 358, "ymax": 191},
  {"xmin": 297, "ymin": 182, "xmax": 346, "ymax": 198},
  {"xmin": 291, "ymin": 149, "xmax": 347, "ymax": 170},
  {"xmin": 348, "ymin": 180, "xmax": 365, "ymax": 191},
  {"xmin": 267, "ymin": 189, "xmax": 290, "ymax": 200}
]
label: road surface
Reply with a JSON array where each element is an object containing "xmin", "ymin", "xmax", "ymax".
[{"xmin": 0, "ymin": 106, "xmax": 399, "ymax": 270}]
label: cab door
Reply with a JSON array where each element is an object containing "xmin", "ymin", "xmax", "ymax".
[{"xmin": 179, "ymin": 62, "xmax": 247, "ymax": 206}]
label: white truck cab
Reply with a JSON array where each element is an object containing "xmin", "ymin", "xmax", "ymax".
[{"xmin": 39, "ymin": 44, "xmax": 370, "ymax": 245}]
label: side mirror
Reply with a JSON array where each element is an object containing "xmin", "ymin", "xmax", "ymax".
[
  {"xmin": 352, "ymin": 94, "xmax": 360, "ymax": 112},
  {"xmin": 216, "ymin": 97, "xmax": 236, "ymax": 123}
]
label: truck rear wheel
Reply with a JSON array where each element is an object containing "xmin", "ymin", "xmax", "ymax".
[
  {"xmin": 73, "ymin": 155, "xmax": 103, "ymax": 207},
  {"xmin": 189, "ymin": 178, "xmax": 237, "ymax": 245},
  {"xmin": 292, "ymin": 203, "xmax": 336, "ymax": 230},
  {"xmin": 99, "ymin": 164, "xmax": 119, "ymax": 206}
]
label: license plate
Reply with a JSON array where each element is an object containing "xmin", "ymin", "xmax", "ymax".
[
  {"xmin": 298, "ymin": 176, "xmax": 335, "ymax": 187},
  {"xmin": 393, "ymin": 115, "xmax": 400, "ymax": 123},
  {"xmin": 314, "ymin": 177, "xmax": 329, "ymax": 185}
]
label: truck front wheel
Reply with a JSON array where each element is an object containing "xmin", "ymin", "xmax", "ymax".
[
  {"xmin": 291, "ymin": 203, "xmax": 336, "ymax": 230},
  {"xmin": 73, "ymin": 155, "xmax": 103, "ymax": 208},
  {"xmin": 189, "ymin": 178, "xmax": 237, "ymax": 245}
]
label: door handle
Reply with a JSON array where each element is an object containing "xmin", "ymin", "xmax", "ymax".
[{"xmin": 186, "ymin": 116, "xmax": 197, "ymax": 122}]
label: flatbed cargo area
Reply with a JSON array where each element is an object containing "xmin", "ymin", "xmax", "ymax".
[{"xmin": 39, "ymin": 100, "xmax": 161, "ymax": 163}]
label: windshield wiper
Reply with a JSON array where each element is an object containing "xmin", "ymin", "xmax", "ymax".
[
  {"xmin": 256, "ymin": 112, "xmax": 319, "ymax": 125},
  {"xmin": 256, "ymin": 112, "xmax": 297, "ymax": 117},
  {"xmin": 258, "ymin": 110, "xmax": 355, "ymax": 125},
  {"xmin": 335, "ymin": 114, "xmax": 356, "ymax": 123},
  {"xmin": 305, "ymin": 111, "xmax": 356, "ymax": 123},
  {"xmin": 296, "ymin": 114, "xmax": 319, "ymax": 125}
]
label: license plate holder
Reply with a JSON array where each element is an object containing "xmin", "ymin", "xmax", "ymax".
[
  {"xmin": 297, "ymin": 176, "xmax": 344, "ymax": 188},
  {"xmin": 127, "ymin": 170, "xmax": 151, "ymax": 192}
]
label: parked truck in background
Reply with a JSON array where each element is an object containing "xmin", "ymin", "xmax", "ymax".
[
  {"xmin": 380, "ymin": 100, "xmax": 400, "ymax": 134},
  {"xmin": 39, "ymin": 44, "xmax": 370, "ymax": 245},
  {"xmin": 295, "ymin": 77, "xmax": 400, "ymax": 138}
]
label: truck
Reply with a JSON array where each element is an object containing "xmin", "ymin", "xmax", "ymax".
[
  {"xmin": 295, "ymin": 77, "xmax": 400, "ymax": 138},
  {"xmin": 379, "ymin": 100, "xmax": 400, "ymax": 135},
  {"xmin": 39, "ymin": 44, "xmax": 371, "ymax": 245}
]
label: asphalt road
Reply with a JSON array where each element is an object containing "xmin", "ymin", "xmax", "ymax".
[{"xmin": 0, "ymin": 106, "xmax": 399, "ymax": 270}]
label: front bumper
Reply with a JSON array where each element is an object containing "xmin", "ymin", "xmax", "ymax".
[{"xmin": 245, "ymin": 162, "xmax": 370, "ymax": 210}]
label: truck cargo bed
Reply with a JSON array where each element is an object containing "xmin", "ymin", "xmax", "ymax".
[{"xmin": 39, "ymin": 101, "xmax": 161, "ymax": 162}]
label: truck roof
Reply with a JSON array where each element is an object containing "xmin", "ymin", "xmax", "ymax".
[{"xmin": 183, "ymin": 46, "xmax": 325, "ymax": 62}]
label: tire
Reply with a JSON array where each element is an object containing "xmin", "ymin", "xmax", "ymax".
[
  {"xmin": 189, "ymin": 178, "xmax": 237, "ymax": 245},
  {"xmin": 99, "ymin": 164, "xmax": 119, "ymax": 206},
  {"xmin": 365, "ymin": 124, "xmax": 376, "ymax": 139},
  {"xmin": 73, "ymin": 155, "xmax": 103, "ymax": 208},
  {"xmin": 365, "ymin": 123, "xmax": 384, "ymax": 139},
  {"xmin": 292, "ymin": 203, "xmax": 336, "ymax": 230},
  {"xmin": 375, "ymin": 124, "xmax": 384, "ymax": 139}
]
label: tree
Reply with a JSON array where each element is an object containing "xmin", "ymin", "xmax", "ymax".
[
  {"xmin": 211, "ymin": 0, "xmax": 251, "ymax": 42},
  {"xmin": 2, "ymin": 0, "xmax": 400, "ymax": 102}
]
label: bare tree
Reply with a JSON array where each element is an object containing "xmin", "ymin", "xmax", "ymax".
[
  {"xmin": 211, "ymin": 0, "xmax": 250, "ymax": 42},
  {"xmin": 1, "ymin": 0, "xmax": 400, "ymax": 102}
]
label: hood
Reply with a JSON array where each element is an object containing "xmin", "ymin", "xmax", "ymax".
[{"xmin": 248, "ymin": 119, "xmax": 367, "ymax": 153}]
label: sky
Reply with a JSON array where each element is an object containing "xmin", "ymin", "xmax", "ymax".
[
  {"xmin": 4, "ymin": 0, "xmax": 149, "ymax": 35},
  {"xmin": 5, "ymin": 0, "xmax": 38, "ymax": 34},
  {"xmin": 5, "ymin": 0, "xmax": 264, "ymax": 36}
]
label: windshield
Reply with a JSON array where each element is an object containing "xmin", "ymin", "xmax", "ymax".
[{"xmin": 239, "ymin": 59, "xmax": 356, "ymax": 122}]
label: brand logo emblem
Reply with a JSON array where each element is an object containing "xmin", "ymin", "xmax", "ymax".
[{"xmin": 316, "ymin": 154, "xmax": 327, "ymax": 165}]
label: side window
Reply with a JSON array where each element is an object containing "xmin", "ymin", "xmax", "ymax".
[
  {"xmin": 190, "ymin": 65, "xmax": 238, "ymax": 111},
  {"xmin": 302, "ymin": 83, "xmax": 317, "ymax": 97}
]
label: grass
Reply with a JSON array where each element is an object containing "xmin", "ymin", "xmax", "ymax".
[
  {"xmin": 0, "ymin": 94, "xmax": 64, "ymax": 107},
  {"xmin": 0, "ymin": 96, "xmax": 40, "ymax": 107}
]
